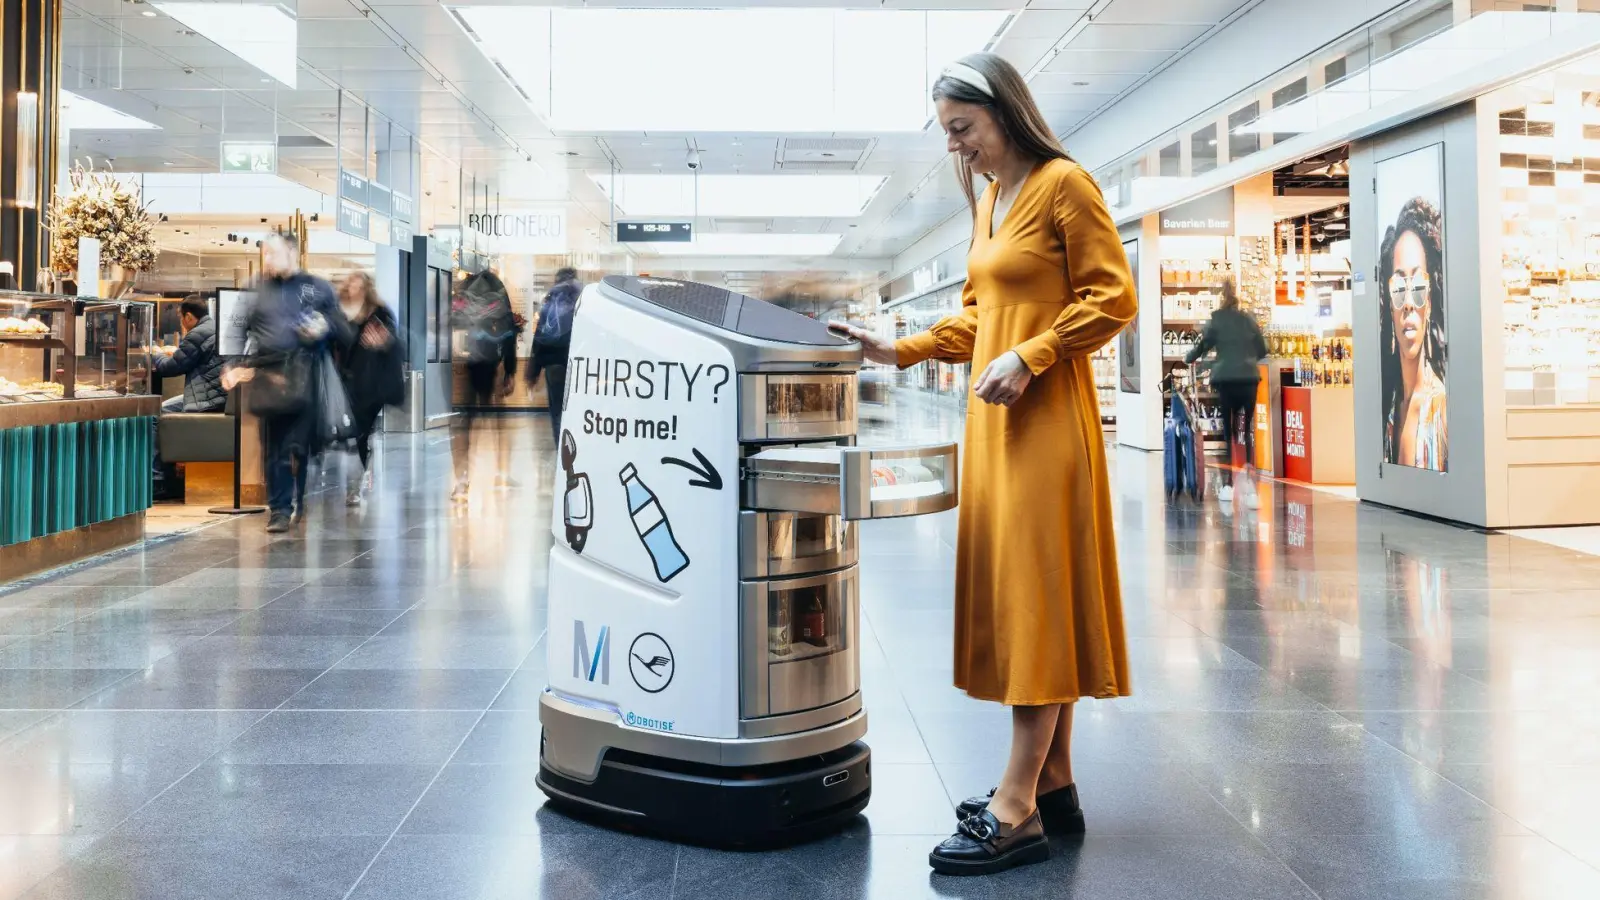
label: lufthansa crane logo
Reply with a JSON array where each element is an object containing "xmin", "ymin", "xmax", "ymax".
[{"xmin": 627, "ymin": 632, "xmax": 675, "ymax": 694}]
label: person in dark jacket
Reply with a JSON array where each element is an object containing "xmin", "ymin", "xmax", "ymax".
[
  {"xmin": 153, "ymin": 295, "xmax": 225, "ymax": 413},
  {"xmin": 225, "ymin": 233, "xmax": 351, "ymax": 532},
  {"xmin": 1185, "ymin": 278, "xmax": 1268, "ymax": 508},
  {"xmin": 526, "ymin": 267, "xmax": 579, "ymax": 444},
  {"xmin": 335, "ymin": 270, "xmax": 402, "ymax": 506},
  {"xmin": 150, "ymin": 295, "xmax": 225, "ymax": 500},
  {"xmin": 450, "ymin": 269, "xmax": 518, "ymax": 501}
]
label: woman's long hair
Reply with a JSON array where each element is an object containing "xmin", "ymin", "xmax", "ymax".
[
  {"xmin": 1219, "ymin": 277, "xmax": 1240, "ymax": 311},
  {"xmin": 931, "ymin": 53, "xmax": 1072, "ymax": 217},
  {"xmin": 1377, "ymin": 197, "xmax": 1447, "ymax": 462},
  {"xmin": 342, "ymin": 270, "xmax": 382, "ymax": 322}
]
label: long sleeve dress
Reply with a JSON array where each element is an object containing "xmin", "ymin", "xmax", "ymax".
[{"xmin": 895, "ymin": 158, "xmax": 1136, "ymax": 705}]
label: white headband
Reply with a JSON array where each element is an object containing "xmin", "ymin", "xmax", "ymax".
[{"xmin": 939, "ymin": 62, "xmax": 993, "ymax": 99}]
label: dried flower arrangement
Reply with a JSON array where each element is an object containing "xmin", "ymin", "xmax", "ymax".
[{"xmin": 47, "ymin": 162, "xmax": 159, "ymax": 274}]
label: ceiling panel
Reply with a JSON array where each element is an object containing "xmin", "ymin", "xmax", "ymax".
[
  {"xmin": 1040, "ymin": 48, "xmax": 1178, "ymax": 76},
  {"xmin": 1096, "ymin": 0, "xmax": 1250, "ymax": 26},
  {"xmin": 1068, "ymin": 22, "xmax": 1211, "ymax": 53},
  {"xmin": 300, "ymin": 47, "xmax": 419, "ymax": 71},
  {"xmin": 296, "ymin": 20, "xmax": 400, "ymax": 49},
  {"xmin": 1030, "ymin": 71, "xmax": 1144, "ymax": 95}
]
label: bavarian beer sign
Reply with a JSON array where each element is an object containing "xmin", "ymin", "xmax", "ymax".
[{"xmin": 467, "ymin": 208, "xmax": 567, "ymax": 254}]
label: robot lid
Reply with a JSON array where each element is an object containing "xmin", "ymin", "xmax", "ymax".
[{"xmin": 602, "ymin": 276, "xmax": 855, "ymax": 349}]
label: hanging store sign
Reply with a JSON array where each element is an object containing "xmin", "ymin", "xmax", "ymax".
[
  {"xmin": 391, "ymin": 218, "xmax": 414, "ymax": 248},
  {"xmin": 616, "ymin": 222, "xmax": 692, "ymax": 243},
  {"xmin": 392, "ymin": 192, "xmax": 414, "ymax": 224},
  {"xmin": 369, "ymin": 183, "xmax": 392, "ymax": 219},
  {"xmin": 339, "ymin": 169, "xmax": 370, "ymax": 207},
  {"xmin": 1160, "ymin": 187, "xmax": 1235, "ymax": 236},
  {"xmin": 338, "ymin": 199, "xmax": 369, "ymax": 239},
  {"xmin": 220, "ymin": 141, "xmax": 277, "ymax": 174},
  {"xmin": 467, "ymin": 208, "xmax": 567, "ymax": 254}
]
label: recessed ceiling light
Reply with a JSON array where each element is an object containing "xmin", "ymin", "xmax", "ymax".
[
  {"xmin": 60, "ymin": 90, "xmax": 161, "ymax": 130},
  {"xmin": 141, "ymin": 10, "xmax": 157, "ymax": 17},
  {"xmin": 1072, "ymin": 81, "xmax": 1090, "ymax": 87},
  {"xmin": 152, "ymin": 3, "xmax": 298, "ymax": 87}
]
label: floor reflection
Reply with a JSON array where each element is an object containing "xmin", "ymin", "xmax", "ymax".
[{"xmin": 0, "ymin": 391, "xmax": 1596, "ymax": 898}]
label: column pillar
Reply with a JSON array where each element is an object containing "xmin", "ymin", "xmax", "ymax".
[{"xmin": 1, "ymin": 0, "xmax": 59, "ymax": 291}]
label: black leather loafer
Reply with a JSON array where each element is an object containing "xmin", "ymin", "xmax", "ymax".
[
  {"xmin": 929, "ymin": 809, "xmax": 1050, "ymax": 876},
  {"xmin": 955, "ymin": 784, "xmax": 1086, "ymax": 833}
]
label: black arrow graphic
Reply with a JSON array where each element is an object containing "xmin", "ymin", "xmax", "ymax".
[{"xmin": 660, "ymin": 448, "xmax": 723, "ymax": 491}]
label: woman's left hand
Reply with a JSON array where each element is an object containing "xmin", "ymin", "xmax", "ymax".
[
  {"xmin": 973, "ymin": 351, "xmax": 1033, "ymax": 407},
  {"xmin": 360, "ymin": 320, "xmax": 389, "ymax": 349}
]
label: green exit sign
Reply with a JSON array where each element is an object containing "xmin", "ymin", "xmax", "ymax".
[{"xmin": 220, "ymin": 141, "xmax": 277, "ymax": 174}]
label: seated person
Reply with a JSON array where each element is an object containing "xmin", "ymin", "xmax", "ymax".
[
  {"xmin": 154, "ymin": 295, "xmax": 225, "ymax": 413},
  {"xmin": 152, "ymin": 296, "xmax": 224, "ymax": 499}
]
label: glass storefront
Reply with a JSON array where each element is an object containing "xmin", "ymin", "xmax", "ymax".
[{"xmin": 1495, "ymin": 72, "xmax": 1600, "ymax": 406}]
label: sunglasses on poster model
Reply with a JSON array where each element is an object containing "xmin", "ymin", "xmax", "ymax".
[{"xmin": 1386, "ymin": 273, "xmax": 1432, "ymax": 311}]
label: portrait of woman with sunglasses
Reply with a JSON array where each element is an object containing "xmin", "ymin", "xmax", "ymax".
[{"xmin": 1378, "ymin": 196, "xmax": 1448, "ymax": 471}]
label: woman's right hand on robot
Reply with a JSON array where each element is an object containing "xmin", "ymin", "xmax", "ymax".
[{"xmin": 828, "ymin": 321, "xmax": 897, "ymax": 367}]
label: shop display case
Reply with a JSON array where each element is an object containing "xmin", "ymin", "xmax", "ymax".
[
  {"xmin": 0, "ymin": 296, "xmax": 70, "ymax": 402},
  {"xmin": 0, "ymin": 291, "xmax": 158, "ymax": 580},
  {"xmin": 0, "ymin": 294, "xmax": 154, "ymax": 402}
]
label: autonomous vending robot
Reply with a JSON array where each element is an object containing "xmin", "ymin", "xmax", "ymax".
[{"xmin": 538, "ymin": 276, "xmax": 959, "ymax": 845}]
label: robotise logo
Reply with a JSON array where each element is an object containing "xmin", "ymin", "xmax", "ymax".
[
  {"xmin": 624, "ymin": 712, "xmax": 675, "ymax": 732},
  {"xmin": 572, "ymin": 621, "xmax": 610, "ymax": 685}
]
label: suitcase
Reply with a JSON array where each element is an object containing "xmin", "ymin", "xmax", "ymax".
[
  {"xmin": 1166, "ymin": 391, "xmax": 1198, "ymax": 502},
  {"xmin": 1163, "ymin": 416, "xmax": 1182, "ymax": 500}
]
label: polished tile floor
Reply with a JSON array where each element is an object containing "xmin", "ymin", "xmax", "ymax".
[{"xmin": 4, "ymin": 397, "xmax": 1600, "ymax": 899}]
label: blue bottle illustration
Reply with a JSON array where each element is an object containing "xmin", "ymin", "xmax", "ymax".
[{"xmin": 620, "ymin": 463, "xmax": 690, "ymax": 582}]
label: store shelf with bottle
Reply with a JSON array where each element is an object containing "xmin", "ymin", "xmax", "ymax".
[
  {"xmin": 1090, "ymin": 342, "xmax": 1117, "ymax": 427},
  {"xmin": 1501, "ymin": 177, "xmax": 1600, "ymax": 407}
]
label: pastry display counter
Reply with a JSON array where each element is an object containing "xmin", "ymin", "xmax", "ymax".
[{"xmin": 0, "ymin": 292, "xmax": 158, "ymax": 580}]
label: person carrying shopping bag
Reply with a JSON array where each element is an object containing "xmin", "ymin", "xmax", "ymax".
[
  {"xmin": 223, "ymin": 233, "xmax": 352, "ymax": 532},
  {"xmin": 335, "ymin": 271, "xmax": 403, "ymax": 505}
]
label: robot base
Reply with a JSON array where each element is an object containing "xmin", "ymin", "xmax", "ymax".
[{"xmin": 538, "ymin": 739, "xmax": 872, "ymax": 848}]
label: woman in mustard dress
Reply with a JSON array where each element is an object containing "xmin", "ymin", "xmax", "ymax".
[{"xmin": 835, "ymin": 53, "xmax": 1135, "ymax": 876}]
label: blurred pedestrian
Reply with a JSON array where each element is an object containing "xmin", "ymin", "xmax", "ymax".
[
  {"xmin": 224, "ymin": 233, "xmax": 351, "ymax": 533},
  {"xmin": 1185, "ymin": 277, "xmax": 1267, "ymax": 508},
  {"xmin": 526, "ymin": 266, "xmax": 580, "ymax": 444},
  {"xmin": 335, "ymin": 271, "xmax": 403, "ymax": 506},
  {"xmin": 450, "ymin": 268, "xmax": 517, "ymax": 500}
]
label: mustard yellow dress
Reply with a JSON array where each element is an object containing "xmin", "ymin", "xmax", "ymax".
[{"xmin": 896, "ymin": 158, "xmax": 1136, "ymax": 705}]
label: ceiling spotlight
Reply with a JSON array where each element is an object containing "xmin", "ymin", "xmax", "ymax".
[
  {"xmin": 260, "ymin": 218, "xmax": 268, "ymax": 223},
  {"xmin": 158, "ymin": 214, "xmax": 168, "ymax": 222},
  {"xmin": 309, "ymin": 213, "xmax": 319, "ymax": 222}
]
